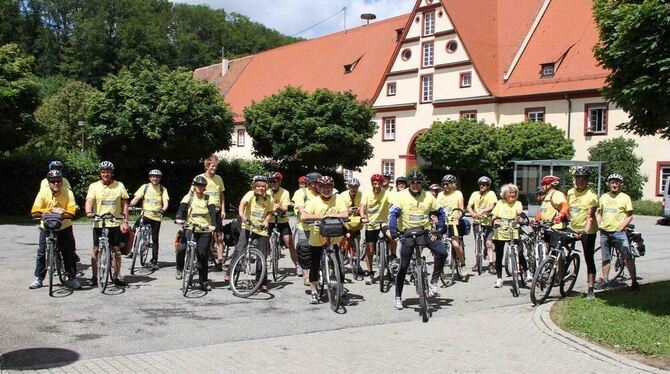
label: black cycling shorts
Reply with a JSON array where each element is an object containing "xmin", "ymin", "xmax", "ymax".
[
  {"xmin": 93, "ymin": 226, "xmax": 121, "ymax": 247},
  {"xmin": 269, "ymin": 222, "xmax": 292, "ymax": 237}
]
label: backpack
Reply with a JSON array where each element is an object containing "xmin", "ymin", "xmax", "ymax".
[{"xmin": 140, "ymin": 183, "xmax": 164, "ymax": 205}]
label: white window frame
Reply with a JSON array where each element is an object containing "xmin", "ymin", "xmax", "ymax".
[
  {"xmin": 460, "ymin": 72, "xmax": 471, "ymax": 88},
  {"xmin": 422, "ymin": 42, "xmax": 434, "ymax": 68},
  {"xmin": 343, "ymin": 168, "xmax": 354, "ymax": 182},
  {"xmin": 528, "ymin": 110, "xmax": 545, "ymax": 122},
  {"xmin": 423, "ymin": 11, "xmax": 435, "ymax": 36},
  {"xmin": 237, "ymin": 129, "xmax": 245, "ymax": 147},
  {"xmin": 541, "ymin": 63, "xmax": 555, "ymax": 77},
  {"xmin": 421, "ymin": 75, "xmax": 433, "ymax": 103},
  {"xmin": 383, "ymin": 117, "xmax": 396, "ymax": 141},
  {"xmin": 387, "ymin": 82, "xmax": 396, "ymax": 96},
  {"xmin": 382, "ymin": 160, "xmax": 395, "ymax": 180},
  {"xmin": 658, "ymin": 164, "xmax": 670, "ymax": 195},
  {"xmin": 587, "ymin": 105, "xmax": 607, "ymax": 134}
]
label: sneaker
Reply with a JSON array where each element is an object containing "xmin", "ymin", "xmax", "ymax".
[
  {"xmin": 394, "ymin": 297, "xmax": 403, "ymax": 310},
  {"xmin": 472, "ymin": 264, "xmax": 479, "ymax": 272},
  {"xmin": 310, "ymin": 292, "xmax": 319, "ymax": 304},
  {"xmin": 113, "ymin": 277, "xmax": 127, "ymax": 287},
  {"xmin": 29, "ymin": 277, "xmax": 42, "ymax": 289},
  {"xmin": 151, "ymin": 263, "xmax": 159, "ymax": 271},
  {"xmin": 67, "ymin": 278, "xmax": 82, "ymax": 290},
  {"xmin": 494, "ymin": 278, "xmax": 503, "ymax": 288},
  {"xmin": 303, "ymin": 277, "xmax": 310, "ymax": 287},
  {"xmin": 460, "ymin": 266, "xmax": 468, "ymax": 277},
  {"xmin": 175, "ymin": 270, "xmax": 183, "ymax": 280},
  {"xmin": 296, "ymin": 265, "xmax": 303, "ymax": 276},
  {"xmin": 595, "ymin": 280, "xmax": 609, "ymax": 290},
  {"xmin": 201, "ymin": 281, "xmax": 212, "ymax": 291},
  {"xmin": 585, "ymin": 290, "xmax": 595, "ymax": 300},
  {"xmin": 90, "ymin": 277, "xmax": 98, "ymax": 287},
  {"xmin": 428, "ymin": 282, "xmax": 439, "ymax": 297},
  {"xmin": 630, "ymin": 281, "xmax": 640, "ymax": 292}
]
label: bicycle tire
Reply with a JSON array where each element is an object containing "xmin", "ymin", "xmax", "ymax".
[
  {"xmin": 56, "ymin": 250, "xmax": 66, "ymax": 284},
  {"xmin": 530, "ymin": 257, "xmax": 555, "ymax": 305},
  {"xmin": 559, "ymin": 253, "xmax": 580, "ymax": 297},
  {"xmin": 271, "ymin": 234, "xmax": 281, "ymax": 282},
  {"xmin": 47, "ymin": 239, "xmax": 56, "ymax": 297},
  {"xmin": 535, "ymin": 242, "xmax": 545, "ymax": 269},
  {"xmin": 475, "ymin": 235, "xmax": 483, "ymax": 276},
  {"xmin": 415, "ymin": 259, "xmax": 429, "ymax": 323},
  {"xmin": 378, "ymin": 241, "xmax": 391, "ymax": 293},
  {"xmin": 98, "ymin": 243, "xmax": 110, "ymax": 293},
  {"xmin": 129, "ymin": 233, "xmax": 141, "ymax": 275},
  {"xmin": 327, "ymin": 252, "xmax": 343, "ymax": 312},
  {"xmin": 140, "ymin": 231, "xmax": 150, "ymax": 267},
  {"xmin": 230, "ymin": 248, "xmax": 266, "ymax": 298},
  {"xmin": 510, "ymin": 247, "xmax": 520, "ymax": 297},
  {"xmin": 503, "ymin": 244, "xmax": 512, "ymax": 277},
  {"xmin": 611, "ymin": 246, "xmax": 626, "ymax": 281},
  {"xmin": 182, "ymin": 244, "xmax": 195, "ymax": 296},
  {"xmin": 523, "ymin": 240, "xmax": 536, "ymax": 276},
  {"xmin": 350, "ymin": 236, "xmax": 361, "ymax": 279},
  {"xmin": 439, "ymin": 241, "xmax": 456, "ymax": 287}
]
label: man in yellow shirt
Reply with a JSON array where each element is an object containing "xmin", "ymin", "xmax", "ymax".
[
  {"xmin": 30, "ymin": 170, "xmax": 80, "ymax": 289},
  {"xmin": 338, "ymin": 178, "xmax": 364, "ymax": 280},
  {"xmin": 566, "ymin": 166, "xmax": 599, "ymax": 299},
  {"xmin": 360, "ymin": 174, "xmax": 394, "ymax": 285},
  {"xmin": 437, "ymin": 174, "xmax": 467, "ymax": 277},
  {"xmin": 467, "ymin": 176, "xmax": 497, "ymax": 274},
  {"xmin": 268, "ymin": 172, "xmax": 299, "ymax": 275},
  {"xmin": 129, "ymin": 169, "xmax": 169, "ymax": 270},
  {"xmin": 194, "ymin": 154, "xmax": 227, "ymax": 270},
  {"xmin": 85, "ymin": 161, "xmax": 130, "ymax": 287},
  {"xmin": 294, "ymin": 171, "xmax": 321, "ymax": 285},
  {"xmin": 597, "ymin": 173, "xmax": 638, "ymax": 291}
]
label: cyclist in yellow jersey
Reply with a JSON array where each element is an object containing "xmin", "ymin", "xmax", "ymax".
[
  {"xmin": 268, "ymin": 172, "xmax": 299, "ymax": 275},
  {"xmin": 294, "ymin": 171, "xmax": 322, "ymax": 285},
  {"xmin": 491, "ymin": 184, "xmax": 526, "ymax": 288},
  {"xmin": 338, "ymin": 178, "xmax": 364, "ymax": 278},
  {"xmin": 467, "ymin": 176, "xmax": 497, "ymax": 274},
  {"xmin": 301, "ymin": 175, "xmax": 349, "ymax": 304},
  {"xmin": 437, "ymin": 174, "xmax": 468, "ymax": 277},
  {"xmin": 566, "ymin": 166, "xmax": 599, "ymax": 299},
  {"xmin": 597, "ymin": 173, "xmax": 638, "ymax": 291},
  {"xmin": 39, "ymin": 161, "xmax": 72, "ymax": 194},
  {"xmin": 388, "ymin": 171, "xmax": 447, "ymax": 310},
  {"xmin": 383, "ymin": 173, "xmax": 393, "ymax": 193},
  {"xmin": 360, "ymin": 174, "xmax": 396, "ymax": 285},
  {"xmin": 175, "ymin": 176, "xmax": 217, "ymax": 291},
  {"xmin": 30, "ymin": 170, "xmax": 80, "ymax": 289},
  {"xmin": 535, "ymin": 175, "xmax": 570, "ymax": 250},
  {"xmin": 85, "ymin": 161, "xmax": 130, "ymax": 287},
  {"xmin": 193, "ymin": 154, "xmax": 227, "ymax": 270},
  {"xmin": 129, "ymin": 169, "xmax": 169, "ymax": 270},
  {"xmin": 429, "ymin": 183, "xmax": 441, "ymax": 198}
]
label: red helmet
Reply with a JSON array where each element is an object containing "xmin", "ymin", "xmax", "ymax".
[
  {"xmin": 371, "ymin": 174, "xmax": 385, "ymax": 183},
  {"xmin": 541, "ymin": 175, "xmax": 560, "ymax": 187},
  {"xmin": 271, "ymin": 171, "xmax": 283, "ymax": 180},
  {"xmin": 317, "ymin": 175, "xmax": 334, "ymax": 186},
  {"xmin": 298, "ymin": 176, "xmax": 308, "ymax": 184}
]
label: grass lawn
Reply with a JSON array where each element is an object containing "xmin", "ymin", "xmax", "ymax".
[{"xmin": 552, "ymin": 281, "xmax": 670, "ymax": 370}]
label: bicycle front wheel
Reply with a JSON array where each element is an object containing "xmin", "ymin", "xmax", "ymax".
[
  {"xmin": 98, "ymin": 244, "xmax": 111, "ymax": 293},
  {"xmin": 440, "ymin": 242, "xmax": 456, "ymax": 288},
  {"xmin": 415, "ymin": 260, "xmax": 429, "ymax": 323},
  {"xmin": 130, "ymin": 233, "xmax": 142, "ymax": 275},
  {"xmin": 523, "ymin": 240, "xmax": 536, "ymax": 276},
  {"xmin": 611, "ymin": 246, "xmax": 626, "ymax": 281},
  {"xmin": 559, "ymin": 252, "xmax": 580, "ymax": 297},
  {"xmin": 271, "ymin": 235, "xmax": 281, "ymax": 282},
  {"xmin": 326, "ymin": 252, "xmax": 343, "ymax": 312},
  {"xmin": 503, "ymin": 244, "xmax": 512, "ymax": 277},
  {"xmin": 378, "ymin": 241, "xmax": 391, "ymax": 293},
  {"xmin": 182, "ymin": 245, "xmax": 195, "ymax": 296},
  {"xmin": 475, "ymin": 236, "xmax": 483, "ymax": 276},
  {"xmin": 140, "ymin": 233, "xmax": 150, "ymax": 267},
  {"xmin": 530, "ymin": 257, "xmax": 555, "ymax": 305},
  {"xmin": 230, "ymin": 248, "xmax": 266, "ymax": 298},
  {"xmin": 47, "ymin": 241, "xmax": 56, "ymax": 297},
  {"xmin": 510, "ymin": 248, "xmax": 520, "ymax": 298}
]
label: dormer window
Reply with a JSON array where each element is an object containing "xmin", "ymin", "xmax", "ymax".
[
  {"xmin": 344, "ymin": 56, "xmax": 362, "ymax": 74},
  {"xmin": 541, "ymin": 63, "xmax": 555, "ymax": 78}
]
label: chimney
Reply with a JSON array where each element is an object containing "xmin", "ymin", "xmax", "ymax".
[
  {"xmin": 221, "ymin": 47, "xmax": 229, "ymax": 77},
  {"xmin": 395, "ymin": 28, "xmax": 404, "ymax": 42}
]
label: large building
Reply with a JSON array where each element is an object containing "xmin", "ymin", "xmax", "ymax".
[{"xmin": 194, "ymin": 0, "xmax": 669, "ymax": 200}]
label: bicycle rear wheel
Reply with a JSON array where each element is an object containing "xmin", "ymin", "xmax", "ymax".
[
  {"xmin": 98, "ymin": 244, "xmax": 111, "ymax": 293},
  {"xmin": 523, "ymin": 240, "xmax": 536, "ymax": 276},
  {"xmin": 510, "ymin": 248, "xmax": 520, "ymax": 297},
  {"xmin": 350, "ymin": 236, "xmax": 362, "ymax": 279},
  {"xmin": 326, "ymin": 252, "xmax": 343, "ymax": 312},
  {"xmin": 230, "ymin": 248, "xmax": 266, "ymax": 298},
  {"xmin": 559, "ymin": 253, "xmax": 580, "ymax": 297},
  {"xmin": 415, "ymin": 260, "xmax": 429, "ymax": 323},
  {"xmin": 530, "ymin": 257, "xmax": 555, "ymax": 305},
  {"xmin": 182, "ymin": 245, "xmax": 195, "ymax": 296}
]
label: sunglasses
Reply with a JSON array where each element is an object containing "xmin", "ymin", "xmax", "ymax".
[
  {"xmin": 409, "ymin": 180, "xmax": 422, "ymax": 184},
  {"xmin": 48, "ymin": 179, "xmax": 62, "ymax": 184}
]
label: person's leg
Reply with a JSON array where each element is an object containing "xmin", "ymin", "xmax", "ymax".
[
  {"xmin": 485, "ymin": 226, "xmax": 495, "ymax": 272},
  {"xmin": 365, "ymin": 230, "xmax": 378, "ymax": 279},
  {"xmin": 494, "ymin": 240, "xmax": 506, "ymax": 283},
  {"xmin": 150, "ymin": 219, "xmax": 161, "ymax": 265},
  {"xmin": 428, "ymin": 237, "xmax": 447, "ymax": 285},
  {"xmin": 256, "ymin": 234, "xmax": 270, "ymax": 286},
  {"xmin": 281, "ymin": 223, "xmax": 298, "ymax": 266},
  {"xmin": 108, "ymin": 228, "xmax": 122, "ymax": 277},
  {"xmin": 33, "ymin": 229, "xmax": 48, "ymax": 282},
  {"xmin": 394, "ymin": 241, "xmax": 413, "ymax": 299},
  {"xmin": 57, "ymin": 227, "xmax": 77, "ymax": 279},
  {"xmin": 195, "ymin": 233, "xmax": 211, "ymax": 284},
  {"xmin": 600, "ymin": 231, "xmax": 613, "ymax": 284},
  {"xmin": 90, "ymin": 228, "xmax": 101, "ymax": 281},
  {"xmin": 214, "ymin": 213, "xmax": 225, "ymax": 266},
  {"xmin": 582, "ymin": 234, "xmax": 597, "ymax": 290},
  {"xmin": 175, "ymin": 230, "xmax": 186, "ymax": 272},
  {"xmin": 296, "ymin": 229, "xmax": 311, "ymax": 285},
  {"xmin": 614, "ymin": 231, "xmax": 637, "ymax": 287},
  {"xmin": 227, "ymin": 229, "xmax": 249, "ymax": 279},
  {"xmin": 309, "ymin": 245, "xmax": 323, "ymax": 292}
]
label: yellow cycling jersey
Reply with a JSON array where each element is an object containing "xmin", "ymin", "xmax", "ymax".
[
  {"xmin": 436, "ymin": 190, "xmax": 464, "ymax": 219},
  {"xmin": 599, "ymin": 192, "xmax": 633, "ymax": 232},
  {"xmin": 295, "ymin": 188, "xmax": 319, "ymax": 231},
  {"xmin": 305, "ymin": 196, "xmax": 347, "ymax": 246},
  {"xmin": 270, "ymin": 187, "xmax": 291, "ymax": 224},
  {"xmin": 86, "ymin": 180, "xmax": 129, "ymax": 228},
  {"xmin": 567, "ymin": 188, "xmax": 598, "ymax": 234},
  {"xmin": 180, "ymin": 193, "xmax": 214, "ymax": 233},
  {"xmin": 467, "ymin": 190, "xmax": 497, "ymax": 226},
  {"xmin": 31, "ymin": 188, "xmax": 77, "ymax": 230},
  {"xmin": 394, "ymin": 189, "xmax": 439, "ymax": 231},
  {"xmin": 491, "ymin": 200, "xmax": 522, "ymax": 241},
  {"xmin": 40, "ymin": 177, "xmax": 71, "ymax": 193},
  {"xmin": 361, "ymin": 189, "xmax": 390, "ymax": 230},
  {"xmin": 197, "ymin": 173, "xmax": 225, "ymax": 210},
  {"xmin": 337, "ymin": 191, "xmax": 362, "ymax": 209},
  {"xmin": 540, "ymin": 190, "xmax": 567, "ymax": 229},
  {"xmin": 133, "ymin": 183, "xmax": 169, "ymax": 222},
  {"xmin": 240, "ymin": 191, "xmax": 273, "ymax": 236}
]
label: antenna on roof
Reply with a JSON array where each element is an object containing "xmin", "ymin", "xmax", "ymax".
[{"xmin": 361, "ymin": 13, "xmax": 377, "ymax": 25}]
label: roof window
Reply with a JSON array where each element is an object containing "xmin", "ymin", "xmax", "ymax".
[
  {"xmin": 344, "ymin": 56, "xmax": 362, "ymax": 74},
  {"xmin": 541, "ymin": 63, "xmax": 555, "ymax": 78}
]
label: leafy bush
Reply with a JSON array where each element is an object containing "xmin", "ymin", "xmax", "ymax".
[
  {"xmin": 588, "ymin": 137, "xmax": 647, "ymax": 200},
  {"xmin": 632, "ymin": 200, "xmax": 663, "ymax": 217}
]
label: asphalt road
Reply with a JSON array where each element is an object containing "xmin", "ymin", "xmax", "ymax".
[{"xmin": 1, "ymin": 216, "xmax": 668, "ymax": 368}]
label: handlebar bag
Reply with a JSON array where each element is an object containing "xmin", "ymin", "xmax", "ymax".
[
  {"xmin": 42, "ymin": 213, "xmax": 62, "ymax": 230},
  {"xmin": 319, "ymin": 217, "xmax": 346, "ymax": 238},
  {"xmin": 403, "ymin": 227, "xmax": 428, "ymax": 247}
]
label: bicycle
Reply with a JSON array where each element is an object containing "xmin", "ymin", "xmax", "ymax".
[
  {"xmin": 595, "ymin": 224, "xmax": 646, "ymax": 283},
  {"xmin": 440, "ymin": 208, "xmax": 465, "ymax": 288},
  {"xmin": 312, "ymin": 217, "xmax": 348, "ymax": 312},
  {"xmin": 177, "ymin": 222, "xmax": 211, "ymax": 296},
  {"xmin": 229, "ymin": 221, "xmax": 267, "ymax": 298},
  {"xmin": 93, "ymin": 213, "xmax": 124, "ymax": 293},
  {"xmin": 268, "ymin": 210, "xmax": 286, "ymax": 282},
  {"xmin": 530, "ymin": 224, "xmax": 580, "ymax": 305},
  {"xmin": 471, "ymin": 213, "xmax": 491, "ymax": 276},
  {"xmin": 362, "ymin": 219, "xmax": 395, "ymax": 293},
  {"xmin": 41, "ymin": 214, "xmax": 67, "ymax": 296},
  {"xmin": 128, "ymin": 207, "xmax": 159, "ymax": 275},
  {"xmin": 493, "ymin": 217, "xmax": 524, "ymax": 297},
  {"xmin": 399, "ymin": 227, "xmax": 436, "ymax": 323}
]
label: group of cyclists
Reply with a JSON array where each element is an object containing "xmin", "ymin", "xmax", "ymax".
[{"xmin": 29, "ymin": 155, "xmax": 640, "ymax": 309}]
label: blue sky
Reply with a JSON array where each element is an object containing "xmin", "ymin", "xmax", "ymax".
[{"xmin": 173, "ymin": 0, "xmax": 411, "ymax": 38}]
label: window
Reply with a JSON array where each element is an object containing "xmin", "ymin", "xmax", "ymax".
[
  {"xmin": 584, "ymin": 103, "xmax": 608, "ymax": 135},
  {"xmin": 423, "ymin": 11, "xmax": 435, "ymax": 36},
  {"xmin": 460, "ymin": 110, "xmax": 477, "ymax": 121},
  {"xmin": 421, "ymin": 75, "xmax": 433, "ymax": 103},
  {"xmin": 382, "ymin": 117, "xmax": 396, "ymax": 141},
  {"xmin": 525, "ymin": 107, "xmax": 545, "ymax": 122},
  {"xmin": 460, "ymin": 72, "xmax": 472, "ymax": 88},
  {"xmin": 237, "ymin": 129, "xmax": 245, "ymax": 147},
  {"xmin": 446, "ymin": 40, "xmax": 458, "ymax": 53},
  {"xmin": 541, "ymin": 63, "xmax": 555, "ymax": 78},
  {"xmin": 657, "ymin": 162, "xmax": 670, "ymax": 196},
  {"xmin": 401, "ymin": 48, "xmax": 412, "ymax": 61},
  {"xmin": 343, "ymin": 168, "xmax": 354, "ymax": 182},
  {"xmin": 386, "ymin": 82, "xmax": 396, "ymax": 96},
  {"xmin": 422, "ymin": 42, "xmax": 434, "ymax": 67},
  {"xmin": 382, "ymin": 159, "xmax": 395, "ymax": 180}
]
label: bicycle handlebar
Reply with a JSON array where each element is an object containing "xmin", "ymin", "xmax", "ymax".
[
  {"xmin": 92, "ymin": 213, "xmax": 124, "ymax": 222},
  {"xmin": 175, "ymin": 221, "xmax": 212, "ymax": 232}
]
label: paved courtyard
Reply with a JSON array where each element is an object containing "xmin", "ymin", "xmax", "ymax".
[{"xmin": 1, "ymin": 215, "xmax": 668, "ymax": 373}]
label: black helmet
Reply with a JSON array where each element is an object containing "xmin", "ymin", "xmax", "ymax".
[
  {"xmin": 574, "ymin": 166, "xmax": 590, "ymax": 178},
  {"xmin": 46, "ymin": 170, "xmax": 62, "ymax": 180},
  {"xmin": 407, "ymin": 170, "xmax": 425, "ymax": 181},
  {"xmin": 383, "ymin": 173, "xmax": 392, "ymax": 182},
  {"xmin": 306, "ymin": 172, "xmax": 322, "ymax": 184},
  {"xmin": 192, "ymin": 175, "xmax": 207, "ymax": 186},
  {"xmin": 441, "ymin": 174, "xmax": 457, "ymax": 184},
  {"xmin": 48, "ymin": 160, "xmax": 63, "ymax": 171},
  {"xmin": 395, "ymin": 176, "xmax": 408, "ymax": 185}
]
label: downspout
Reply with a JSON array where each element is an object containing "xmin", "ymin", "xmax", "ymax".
[{"xmin": 565, "ymin": 93, "xmax": 572, "ymax": 140}]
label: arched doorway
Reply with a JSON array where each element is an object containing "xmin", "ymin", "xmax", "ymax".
[{"xmin": 400, "ymin": 129, "xmax": 428, "ymax": 171}]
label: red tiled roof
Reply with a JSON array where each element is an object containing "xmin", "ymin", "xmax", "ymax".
[
  {"xmin": 223, "ymin": 14, "xmax": 409, "ymax": 122},
  {"xmin": 193, "ymin": 56, "xmax": 252, "ymax": 96}
]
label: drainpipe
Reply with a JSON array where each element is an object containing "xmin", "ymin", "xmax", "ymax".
[{"xmin": 565, "ymin": 93, "xmax": 572, "ymax": 140}]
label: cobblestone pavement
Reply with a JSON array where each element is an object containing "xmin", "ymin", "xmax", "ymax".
[{"xmin": 1, "ymin": 216, "xmax": 669, "ymax": 373}]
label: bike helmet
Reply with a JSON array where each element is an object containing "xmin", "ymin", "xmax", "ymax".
[
  {"xmin": 317, "ymin": 175, "xmax": 334, "ymax": 186},
  {"xmin": 573, "ymin": 166, "xmax": 590, "ymax": 178},
  {"xmin": 347, "ymin": 178, "xmax": 360, "ymax": 187},
  {"xmin": 477, "ymin": 176, "xmax": 491, "ymax": 185},
  {"xmin": 541, "ymin": 175, "xmax": 560, "ymax": 187},
  {"xmin": 371, "ymin": 174, "xmax": 385, "ymax": 183},
  {"xmin": 430, "ymin": 183, "xmax": 442, "ymax": 191},
  {"xmin": 383, "ymin": 173, "xmax": 392, "ymax": 182},
  {"xmin": 46, "ymin": 170, "xmax": 62, "ymax": 180},
  {"xmin": 252, "ymin": 175, "xmax": 268, "ymax": 184},
  {"xmin": 98, "ymin": 161, "xmax": 114, "ymax": 171},
  {"xmin": 298, "ymin": 175, "xmax": 308, "ymax": 185},
  {"xmin": 395, "ymin": 176, "xmax": 408, "ymax": 185},
  {"xmin": 407, "ymin": 170, "xmax": 425, "ymax": 182},
  {"xmin": 441, "ymin": 174, "xmax": 457, "ymax": 184},
  {"xmin": 268, "ymin": 171, "xmax": 283, "ymax": 181},
  {"xmin": 48, "ymin": 160, "xmax": 63, "ymax": 170},
  {"xmin": 607, "ymin": 173, "xmax": 624, "ymax": 182},
  {"xmin": 306, "ymin": 172, "xmax": 322, "ymax": 184},
  {"xmin": 535, "ymin": 186, "xmax": 545, "ymax": 195},
  {"xmin": 192, "ymin": 175, "xmax": 207, "ymax": 186},
  {"xmin": 148, "ymin": 169, "xmax": 162, "ymax": 177}
]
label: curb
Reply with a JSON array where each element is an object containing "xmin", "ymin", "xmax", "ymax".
[{"xmin": 533, "ymin": 301, "xmax": 668, "ymax": 374}]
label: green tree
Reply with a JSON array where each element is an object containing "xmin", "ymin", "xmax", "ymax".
[
  {"xmin": 593, "ymin": 0, "xmax": 670, "ymax": 138},
  {"xmin": 496, "ymin": 121, "xmax": 575, "ymax": 167},
  {"xmin": 88, "ymin": 60, "xmax": 234, "ymax": 169},
  {"xmin": 588, "ymin": 137, "xmax": 647, "ymax": 200},
  {"xmin": 243, "ymin": 87, "xmax": 376, "ymax": 172},
  {"xmin": 0, "ymin": 43, "xmax": 41, "ymax": 152}
]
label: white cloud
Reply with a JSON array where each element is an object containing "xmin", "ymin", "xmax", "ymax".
[{"xmin": 172, "ymin": 0, "xmax": 412, "ymax": 38}]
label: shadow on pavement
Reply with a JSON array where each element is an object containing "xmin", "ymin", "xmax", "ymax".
[{"xmin": 0, "ymin": 347, "xmax": 79, "ymax": 370}]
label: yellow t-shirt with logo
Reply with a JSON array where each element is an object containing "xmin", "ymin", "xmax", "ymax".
[
  {"xmin": 568, "ymin": 188, "xmax": 599, "ymax": 234},
  {"xmin": 394, "ymin": 189, "xmax": 439, "ymax": 231},
  {"xmin": 540, "ymin": 190, "xmax": 567, "ymax": 229},
  {"xmin": 305, "ymin": 196, "xmax": 347, "ymax": 246},
  {"xmin": 467, "ymin": 190, "xmax": 497, "ymax": 226},
  {"xmin": 270, "ymin": 187, "xmax": 290, "ymax": 224},
  {"xmin": 179, "ymin": 193, "xmax": 214, "ymax": 233},
  {"xmin": 133, "ymin": 184, "xmax": 169, "ymax": 222},
  {"xmin": 491, "ymin": 200, "xmax": 522, "ymax": 241},
  {"xmin": 197, "ymin": 173, "xmax": 225, "ymax": 210},
  {"xmin": 31, "ymin": 189, "xmax": 78, "ymax": 230},
  {"xmin": 296, "ymin": 188, "xmax": 319, "ymax": 231},
  {"xmin": 599, "ymin": 192, "xmax": 633, "ymax": 232},
  {"xmin": 86, "ymin": 181, "xmax": 129, "ymax": 228},
  {"xmin": 436, "ymin": 190, "xmax": 464, "ymax": 220},
  {"xmin": 240, "ymin": 191, "xmax": 273, "ymax": 236},
  {"xmin": 40, "ymin": 177, "xmax": 72, "ymax": 193},
  {"xmin": 361, "ymin": 189, "xmax": 390, "ymax": 230}
]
